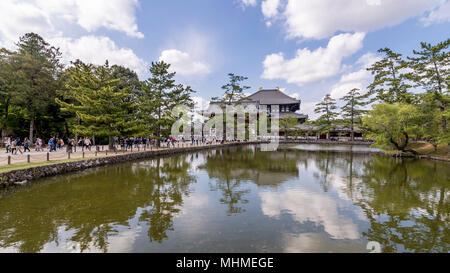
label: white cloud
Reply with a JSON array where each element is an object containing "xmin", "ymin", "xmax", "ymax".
[
  {"xmin": 262, "ymin": 32, "xmax": 365, "ymax": 86},
  {"xmin": 261, "ymin": 0, "xmax": 441, "ymax": 40},
  {"xmin": 159, "ymin": 49, "xmax": 211, "ymax": 77},
  {"xmin": 260, "ymin": 188, "xmax": 360, "ymax": 240},
  {"xmin": 192, "ymin": 96, "xmax": 210, "ymax": 112},
  {"xmin": 330, "ymin": 52, "xmax": 380, "ymax": 99},
  {"xmin": 262, "ymin": 0, "xmax": 281, "ymax": 18},
  {"xmin": 0, "ymin": 0, "xmax": 143, "ymax": 48},
  {"xmin": 300, "ymin": 101, "xmax": 320, "ymax": 120},
  {"xmin": 240, "ymin": 0, "xmax": 257, "ymax": 7},
  {"xmin": 0, "ymin": 0, "xmax": 56, "ymax": 48},
  {"xmin": 51, "ymin": 36, "xmax": 148, "ymax": 77},
  {"xmin": 421, "ymin": 0, "xmax": 450, "ymax": 26},
  {"xmin": 36, "ymin": 0, "xmax": 144, "ymax": 38}
]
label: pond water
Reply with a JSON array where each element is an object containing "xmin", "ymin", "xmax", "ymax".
[{"xmin": 0, "ymin": 144, "xmax": 448, "ymax": 253}]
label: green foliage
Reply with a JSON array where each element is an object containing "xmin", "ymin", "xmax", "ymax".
[
  {"xmin": 407, "ymin": 39, "xmax": 449, "ymax": 132},
  {"xmin": 363, "ymin": 103, "xmax": 420, "ymax": 152},
  {"xmin": 279, "ymin": 115, "xmax": 298, "ymax": 139},
  {"xmin": 0, "ymin": 33, "xmax": 66, "ymax": 141},
  {"xmin": 212, "ymin": 73, "xmax": 250, "ymax": 104},
  {"xmin": 314, "ymin": 94, "xmax": 338, "ymax": 133},
  {"xmin": 341, "ymin": 88, "xmax": 367, "ymax": 140},
  {"xmin": 415, "ymin": 93, "xmax": 450, "ymax": 149},
  {"xmin": 139, "ymin": 61, "xmax": 194, "ymax": 143},
  {"xmin": 56, "ymin": 61, "xmax": 139, "ymax": 146},
  {"xmin": 367, "ymin": 48, "xmax": 413, "ymax": 104}
]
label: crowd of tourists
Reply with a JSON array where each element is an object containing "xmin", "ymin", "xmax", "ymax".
[
  {"xmin": 3, "ymin": 135, "xmax": 221, "ymax": 155},
  {"xmin": 3, "ymin": 136, "xmax": 94, "ymax": 154}
]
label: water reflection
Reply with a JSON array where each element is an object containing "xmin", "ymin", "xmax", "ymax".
[
  {"xmin": 0, "ymin": 156, "xmax": 195, "ymax": 252},
  {"xmin": 0, "ymin": 145, "xmax": 448, "ymax": 253}
]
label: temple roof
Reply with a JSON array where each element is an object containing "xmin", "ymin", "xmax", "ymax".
[{"xmin": 246, "ymin": 89, "xmax": 300, "ymax": 105}]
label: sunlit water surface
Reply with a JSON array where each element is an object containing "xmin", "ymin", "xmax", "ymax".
[{"xmin": 0, "ymin": 144, "xmax": 448, "ymax": 253}]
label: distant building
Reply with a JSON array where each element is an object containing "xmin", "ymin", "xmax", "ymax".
[
  {"xmin": 294, "ymin": 124, "xmax": 365, "ymax": 141},
  {"xmin": 242, "ymin": 88, "xmax": 308, "ymax": 124},
  {"xmin": 209, "ymin": 88, "xmax": 308, "ymax": 123}
]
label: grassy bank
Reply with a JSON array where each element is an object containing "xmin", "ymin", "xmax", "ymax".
[
  {"xmin": 409, "ymin": 142, "xmax": 450, "ymax": 160},
  {"xmin": 384, "ymin": 142, "xmax": 449, "ymax": 160},
  {"xmin": 0, "ymin": 156, "xmax": 108, "ymax": 174}
]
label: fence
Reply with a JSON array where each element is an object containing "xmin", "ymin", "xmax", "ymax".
[{"xmin": 0, "ymin": 140, "xmax": 231, "ymax": 167}]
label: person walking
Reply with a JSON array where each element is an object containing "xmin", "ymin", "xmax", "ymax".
[
  {"xmin": 67, "ymin": 137, "xmax": 73, "ymax": 153},
  {"xmin": 84, "ymin": 137, "xmax": 91, "ymax": 151},
  {"xmin": 23, "ymin": 137, "xmax": 31, "ymax": 153},
  {"xmin": 15, "ymin": 138, "xmax": 23, "ymax": 154},
  {"xmin": 4, "ymin": 137, "xmax": 11, "ymax": 153},
  {"xmin": 59, "ymin": 138, "xmax": 65, "ymax": 150},
  {"xmin": 10, "ymin": 139, "xmax": 16, "ymax": 155},
  {"xmin": 35, "ymin": 138, "xmax": 41, "ymax": 152},
  {"xmin": 48, "ymin": 138, "xmax": 54, "ymax": 152}
]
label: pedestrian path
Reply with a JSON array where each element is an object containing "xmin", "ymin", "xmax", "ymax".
[{"xmin": 0, "ymin": 142, "xmax": 234, "ymax": 167}]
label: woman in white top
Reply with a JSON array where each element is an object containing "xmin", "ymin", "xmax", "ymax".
[
  {"xmin": 84, "ymin": 137, "xmax": 91, "ymax": 151},
  {"xmin": 4, "ymin": 137, "xmax": 11, "ymax": 153}
]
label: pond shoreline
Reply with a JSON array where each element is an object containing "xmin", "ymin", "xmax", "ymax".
[
  {"xmin": 0, "ymin": 142, "xmax": 264, "ymax": 188},
  {"xmin": 282, "ymin": 140, "xmax": 450, "ymax": 162},
  {"xmin": 1, "ymin": 141, "xmax": 448, "ymax": 188}
]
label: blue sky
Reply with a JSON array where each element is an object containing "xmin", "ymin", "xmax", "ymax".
[{"xmin": 0, "ymin": 0, "xmax": 449, "ymax": 118}]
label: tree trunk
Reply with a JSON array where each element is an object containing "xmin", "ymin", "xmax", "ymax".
[
  {"xmin": 29, "ymin": 117, "xmax": 35, "ymax": 142},
  {"xmin": 1, "ymin": 99, "xmax": 10, "ymax": 147},
  {"xmin": 440, "ymin": 102, "xmax": 447, "ymax": 132},
  {"xmin": 75, "ymin": 116, "xmax": 80, "ymax": 145},
  {"xmin": 390, "ymin": 132, "xmax": 417, "ymax": 155},
  {"xmin": 64, "ymin": 121, "xmax": 70, "ymax": 139},
  {"xmin": 109, "ymin": 136, "xmax": 115, "ymax": 150}
]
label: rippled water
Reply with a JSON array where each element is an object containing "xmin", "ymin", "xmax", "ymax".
[{"xmin": 0, "ymin": 144, "xmax": 448, "ymax": 253}]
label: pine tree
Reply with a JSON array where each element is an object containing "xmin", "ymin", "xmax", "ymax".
[
  {"xmin": 280, "ymin": 115, "xmax": 299, "ymax": 140},
  {"xmin": 139, "ymin": 61, "xmax": 194, "ymax": 146},
  {"xmin": 57, "ymin": 61, "xmax": 138, "ymax": 148},
  {"xmin": 315, "ymin": 94, "xmax": 338, "ymax": 135},
  {"xmin": 12, "ymin": 33, "xmax": 63, "ymax": 141},
  {"xmin": 408, "ymin": 39, "xmax": 449, "ymax": 132},
  {"xmin": 341, "ymin": 88, "xmax": 367, "ymax": 141},
  {"xmin": 0, "ymin": 48, "xmax": 15, "ymax": 140},
  {"xmin": 367, "ymin": 48, "xmax": 413, "ymax": 104},
  {"xmin": 211, "ymin": 73, "xmax": 251, "ymax": 141},
  {"xmin": 212, "ymin": 73, "xmax": 250, "ymax": 104}
]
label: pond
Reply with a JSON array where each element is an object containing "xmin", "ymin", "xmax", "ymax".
[{"xmin": 0, "ymin": 144, "xmax": 448, "ymax": 253}]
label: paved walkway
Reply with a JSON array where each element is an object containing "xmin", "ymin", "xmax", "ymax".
[{"xmin": 0, "ymin": 142, "xmax": 217, "ymax": 166}]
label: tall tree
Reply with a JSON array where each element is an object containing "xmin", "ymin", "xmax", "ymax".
[
  {"xmin": 279, "ymin": 115, "xmax": 299, "ymax": 140},
  {"xmin": 367, "ymin": 48, "xmax": 413, "ymax": 104},
  {"xmin": 212, "ymin": 73, "xmax": 250, "ymax": 104},
  {"xmin": 12, "ymin": 33, "xmax": 63, "ymax": 141},
  {"xmin": 139, "ymin": 61, "xmax": 194, "ymax": 146},
  {"xmin": 211, "ymin": 73, "xmax": 251, "ymax": 141},
  {"xmin": 341, "ymin": 88, "xmax": 367, "ymax": 141},
  {"xmin": 0, "ymin": 48, "xmax": 15, "ymax": 140},
  {"xmin": 416, "ymin": 93, "xmax": 449, "ymax": 151},
  {"xmin": 408, "ymin": 39, "xmax": 449, "ymax": 132},
  {"xmin": 363, "ymin": 103, "xmax": 420, "ymax": 153},
  {"xmin": 315, "ymin": 94, "xmax": 338, "ymax": 135},
  {"xmin": 57, "ymin": 62, "xmax": 138, "ymax": 148}
]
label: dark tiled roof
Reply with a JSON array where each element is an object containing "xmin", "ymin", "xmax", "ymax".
[{"xmin": 246, "ymin": 89, "xmax": 300, "ymax": 105}]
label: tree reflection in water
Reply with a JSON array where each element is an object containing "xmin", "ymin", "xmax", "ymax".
[
  {"xmin": 0, "ymin": 156, "xmax": 195, "ymax": 252},
  {"xmin": 355, "ymin": 156, "xmax": 449, "ymax": 253},
  {"xmin": 304, "ymin": 150, "xmax": 449, "ymax": 253},
  {"xmin": 200, "ymin": 146, "xmax": 299, "ymax": 215},
  {"xmin": 0, "ymin": 145, "xmax": 448, "ymax": 253}
]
